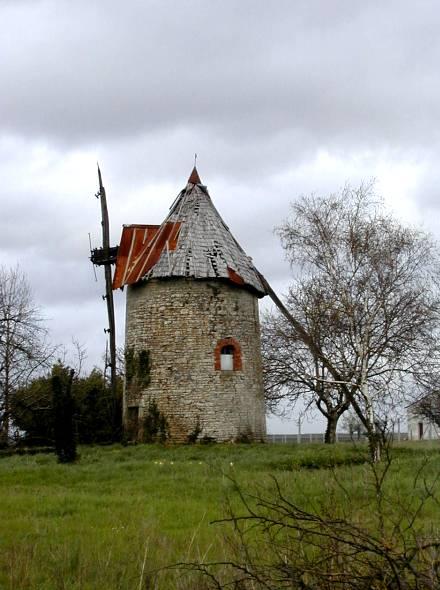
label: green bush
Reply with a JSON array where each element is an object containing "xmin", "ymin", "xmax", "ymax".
[
  {"xmin": 10, "ymin": 364, "xmax": 123, "ymax": 446},
  {"xmin": 270, "ymin": 444, "xmax": 369, "ymax": 471}
]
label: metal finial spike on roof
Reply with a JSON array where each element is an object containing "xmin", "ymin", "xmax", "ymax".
[{"xmin": 188, "ymin": 166, "xmax": 201, "ymax": 185}]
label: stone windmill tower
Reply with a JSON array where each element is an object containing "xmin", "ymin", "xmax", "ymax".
[{"xmin": 113, "ymin": 167, "xmax": 267, "ymax": 442}]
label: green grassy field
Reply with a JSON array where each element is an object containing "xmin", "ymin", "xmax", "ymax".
[{"xmin": 0, "ymin": 442, "xmax": 439, "ymax": 589}]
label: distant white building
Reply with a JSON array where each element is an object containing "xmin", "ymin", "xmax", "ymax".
[{"xmin": 407, "ymin": 400, "xmax": 440, "ymax": 440}]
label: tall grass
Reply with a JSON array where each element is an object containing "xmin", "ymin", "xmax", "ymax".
[{"xmin": 0, "ymin": 442, "xmax": 438, "ymax": 588}]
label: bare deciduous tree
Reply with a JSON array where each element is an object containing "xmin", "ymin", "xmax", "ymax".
[
  {"xmin": 0, "ymin": 266, "xmax": 53, "ymax": 446},
  {"xmin": 262, "ymin": 296, "xmax": 350, "ymax": 444},
  {"xmin": 264, "ymin": 183, "xmax": 440, "ymax": 460}
]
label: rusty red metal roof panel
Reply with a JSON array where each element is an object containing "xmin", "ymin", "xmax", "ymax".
[
  {"xmin": 227, "ymin": 267, "xmax": 245, "ymax": 286},
  {"xmin": 113, "ymin": 224, "xmax": 159, "ymax": 289},
  {"xmin": 128, "ymin": 221, "xmax": 181, "ymax": 284}
]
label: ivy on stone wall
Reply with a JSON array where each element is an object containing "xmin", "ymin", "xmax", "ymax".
[
  {"xmin": 187, "ymin": 416, "xmax": 202, "ymax": 443},
  {"xmin": 125, "ymin": 347, "xmax": 151, "ymax": 387},
  {"xmin": 137, "ymin": 350, "xmax": 151, "ymax": 386},
  {"xmin": 125, "ymin": 348, "xmax": 136, "ymax": 383},
  {"xmin": 143, "ymin": 399, "xmax": 168, "ymax": 443}
]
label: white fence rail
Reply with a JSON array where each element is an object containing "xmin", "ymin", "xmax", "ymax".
[{"xmin": 267, "ymin": 432, "xmax": 409, "ymax": 444}]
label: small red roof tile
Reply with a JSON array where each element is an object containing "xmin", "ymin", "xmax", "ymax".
[{"xmin": 188, "ymin": 166, "xmax": 201, "ymax": 185}]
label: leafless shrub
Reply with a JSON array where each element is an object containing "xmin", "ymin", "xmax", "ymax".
[{"xmin": 175, "ymin": 451, "xmax": 440, "ymax": 589}]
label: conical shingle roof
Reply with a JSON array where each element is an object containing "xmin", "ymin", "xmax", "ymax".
[{"xmin": 113, "ymin": 169, "xmax": 266, "ymax": 297}]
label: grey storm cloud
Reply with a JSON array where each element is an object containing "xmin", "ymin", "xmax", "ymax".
[{"xmin": 2, "ymin": 0, "xmax": 440, "ymax": 156}]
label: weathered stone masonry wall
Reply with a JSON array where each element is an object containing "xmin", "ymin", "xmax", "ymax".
[{"xmin": 124, "ymin": 278, "xmax": 266, "ymax": 442}]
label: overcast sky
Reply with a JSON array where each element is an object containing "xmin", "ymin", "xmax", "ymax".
[{"xmin": 1, "ymin": 0, "xmax": 440, "ymax": 433}]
